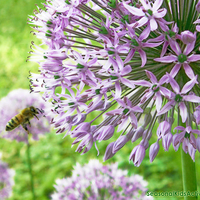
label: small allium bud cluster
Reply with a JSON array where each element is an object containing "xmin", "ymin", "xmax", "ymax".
[
  {"xmin": 28, "ymin": 0, "xmax": 200, "ymax": 166},
  {"xmin": 51, "ymin": 159, "xmax": 152, "ymax": 200},
  {"xmin": 0, "ymin": 89, "xmax": 51, "ymax": 143}
]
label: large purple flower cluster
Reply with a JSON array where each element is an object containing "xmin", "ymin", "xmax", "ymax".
[
  {"xmin": 29, "ymin": 0, "xmax": 200, "ymax": 166},
  {"xmin": 51, "ymin": 159, "xmax": 152, "ymax": 200}
]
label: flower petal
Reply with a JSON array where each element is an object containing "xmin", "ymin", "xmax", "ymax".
[
  {"xmin": 169, "ymin": 40, "xmax": 181, "ymax": 55},
  {"xmin": 143, "ymin": 41, "xmax": 163, "ymax": 48},
  {"xmin": 145, "ymin": 70, "xmax": 157, "ymax": 83},
  {"xmin": 130, "ymin": 112, "xmax": 138, "ymax": 129},
  {"xmin": 196, "ymin": 25, "xmax": 200, "ymax": 32},
  {"xmin": 183, "ymin": 63, "xmax": 195, "ymax": 79},
  {"xmin": 123, "ymin": 3, "xmax": 145, "ymax": 16},
  {"xmin": 155, "ymin": 92, "xmax": 162, "ymax": 112},
  {"xmin": 124, "ymin": 49, "xmax": 135, "ymax": 63},
  {"xmin": 115, "ymin": 81, "xmax": 121, "ymax": 99},
  {"xmin": 170, "ymin": 63, "xmax": 181, "ymax": 78},
  {"xmin": 159, "ymin": 74, "xmax": 168, "ymax": 85},
  {"xmin": 138, "ymin": 49, "xmax": 147, "ymax": 67},
  {"xmin": 168, "ymin": 75, "xmax": 180, "ymax": 93},
  {"xmin": 153, "ymin": 8, "xmax": 167, "ymax": 18},
  {"xmin": 183, "ymin": 39, "xmax": 196, "ymax": 55},
  {"xmin": 160, "ymin": 86, "xmax": 172, "ymax": 98},
  {"xmin": 153, "ymin": 0, "xmax": 164, "ymax": 10},
  {"xmin": 160, "ymin": 41, "xmax": 169, "ymax": 57},
  {"xmin": 133, "ymin": 80, "xmax": 151, "ymax": 87},
  {"xmin": 184, "ymin": 95, "xmax": 200, "ymax": 103},
  {"xmin": 179, "ymin": 102, "xmax": 187, "ymax": 123},
  {"xmin": 157, "ymin": 100, "xmax": 175, "ymax": 116},
  {"xmin": 181, "ymin": 75, "xmax": 198, "ymax": 94},
  {"xmin": 132, "ymin": 17, "xmax": 148, "ymax": 28},
  {"xmin": 120, "ymin": 77, "xmax": 135, "ymax": 88},
  {"xmin": 154, "ymin": 55, "xmax": 177, "ymax": 63},
  {"xmin": 187, "ymin": 54, "xmax": 200, "ymax": 62},
  {"xmin": 140, "ymin": 0, "xmax": 151, "ymax": 10},
  {"xmin": 139, "ymin": 26, "xmax": 151, "ymax": 40},
  {"xmin": 174, "ymin": 126, "xmax": 185, "ymax": 131},
  {"xmin": 150, "ymin": 18, "xmax": 158, "ymax": 31},
  {"xmin": 121, "ymin": 65, "xmax": 132, "ymax": 75}
]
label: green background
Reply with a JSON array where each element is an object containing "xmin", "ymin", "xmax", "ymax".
[{"xmin": 0, "ymin": 0, "xmax": 199, "ymax": 199}]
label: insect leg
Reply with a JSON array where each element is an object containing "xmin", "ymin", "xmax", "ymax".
[
  {"xmin": 33, "ymin": 114, "xmax": 39, "ymax": 120},
  {"xmin": 22, "ymin": 123, "xmax": 30, "ymax": 134},
  {"xmin": 36, "ymin": 108, "xmax": 43, "ymax": 113},
  {"xmin": 27, "ymin": 119, "xmax": 31, "ymax": 126},
  {"xmin": 36, "ymin": 108, "xmax": 46, "ymax": 117}
]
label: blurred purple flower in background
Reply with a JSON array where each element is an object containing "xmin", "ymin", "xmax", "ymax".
[
  {"xmin": 51, "ymin": 159, "xmax": 152, "ymax": 200},
  {"xmin": 28, "ymin": 0, "xmax": 200, "ymax": 166},
  {"xmin": 0, "ymin": 154, "xmax": 15, "ymax": 200},
  {"xmin": 0, "ymin": 89, "xmax": 51, "ymax": 143}
]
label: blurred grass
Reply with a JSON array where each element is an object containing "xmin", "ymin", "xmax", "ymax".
[
  {"xmin": 0, "ymin": 0, "xmax": 200, "ymax": 199},
  {"xmin": 0, "ymin": 0, "xmax": 42, "ymax": 97}
]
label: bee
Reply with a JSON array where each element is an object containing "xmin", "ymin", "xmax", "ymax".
[{"xmin": 5, "ymin": 106, "xmax": 42, "ymax": 134}]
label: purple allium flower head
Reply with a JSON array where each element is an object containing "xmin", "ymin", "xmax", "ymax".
[
  {"xmin": 0, "ymin": 156, "xmax": 15, "ymax": 200},
  {"xmin": 29, "ymin": 0, "xmax": 200, "ymax": 166},
  {"xmin": 0, "ymin": 89, "xmax": 51, "ymax": 143},
  {"xmin": 51, "ymin": 159, "xmax": 153, "ymax": 200}
]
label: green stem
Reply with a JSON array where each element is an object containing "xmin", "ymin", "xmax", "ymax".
[
  {"xmin": 181, "ymin": 149, "xmax": 197, "ymax": 200},
  {"xmin": 27, "ymin": 140, "xmax": 36, "ymax": 200}
]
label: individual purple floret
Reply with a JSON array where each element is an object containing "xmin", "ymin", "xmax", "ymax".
[
  {"xmin": 28, "ymin": 0, "xmax": 200, "ymax": 166},
  {"xmin": 0, "ymin": 89, "xmax": 51, "ymax": 143},
  {"xmin": 51, "ymin": 159, "xmax": 153, "ymax": 200},
  {"xmin": 0, "ymin": 157, "xmax": 15, "ymax": 200}
]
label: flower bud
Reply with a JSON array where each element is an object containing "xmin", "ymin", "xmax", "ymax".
[
  {"xmin": 71, "ymin": 114, "xmax": 87, "ymax": 125},
  {"xmin": 140, "ymin": 139, "xmax": 149, "ymax": 149},
  {"xmin": 196, "ymin": 1, "xmax": 200, "ymax": 13},
  {"xmin": 129, "ymin": 145, "xmax": 145, "ymax": 167},
  {"xmin": 103, "ymin": 142, "xmax": 115, "ymax": 161},
  {"xmin": 112, "ymin": 135, "xmax": 128, "ymax": 154},
  {"xmin": 75, "ymin": 133, "xmax": 93, "ymax": 154},
  {"xmin": 172, "ymin": 132, "xmax": 185, "ymax": 151},
  {"xmin": 87, "ymin": 101, "xmax": 110, "ymax": 113},
  {"xmin": 42, "ymin": 60, "xmax": 63, "ymax": 72},
  {"xmin": 194, "ymin": 107, "xmax": 200, "ymax": 124},
  {"xmin": 143, "ymin": 113, "xmax": 152, "ymax": 127},
  {"xmin": 131, "ymin": 126, "xmax": 144, "ymax": 142},
  {"xmin": 181, "ymin": 30, "xmax": 196, "ymax": 44},
  {"xmin": 74, "ymin": 122, "xmax": 91, "ymax": 132},
  {"xmin": 46, "ymin": 50, "xmax": 67, "ymax": 60},
  {"xmin": 126, "ymin": 129, "xmax": 135, "ymax": 141},
  {"xmin": 149, "ymin": 141, "xmax": 160, "ymax": 162},
  {"xmin": 95, "ymin": 125, "xmax": 115, "ymax": 141},
  {"xmin": 162, "ymin": 132, "xmax": 172, "ymax": 151},
  {"xmin": 143, "ymin": 130, "xmax": 152, "ymax": 141},
  {"xmin": 157, "ymin": 121, "xmax": 171, "ymax": 139},
  {"xmin": 196, "ymin": 137, "xmax": 200, "ymax": 152}
]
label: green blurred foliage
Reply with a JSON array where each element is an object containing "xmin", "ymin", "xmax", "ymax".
[
  {"xmin": 0, "ymin": 0, "xmax": 200, "ymax": 199},
  {"xmin": 0, "ymin": 0, "xmax": 42, "ymax": 97}
]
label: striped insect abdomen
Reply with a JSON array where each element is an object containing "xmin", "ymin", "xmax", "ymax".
[{"xmin": 5, "ymin": 114, "xmax": 23, "ymax": 131}]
